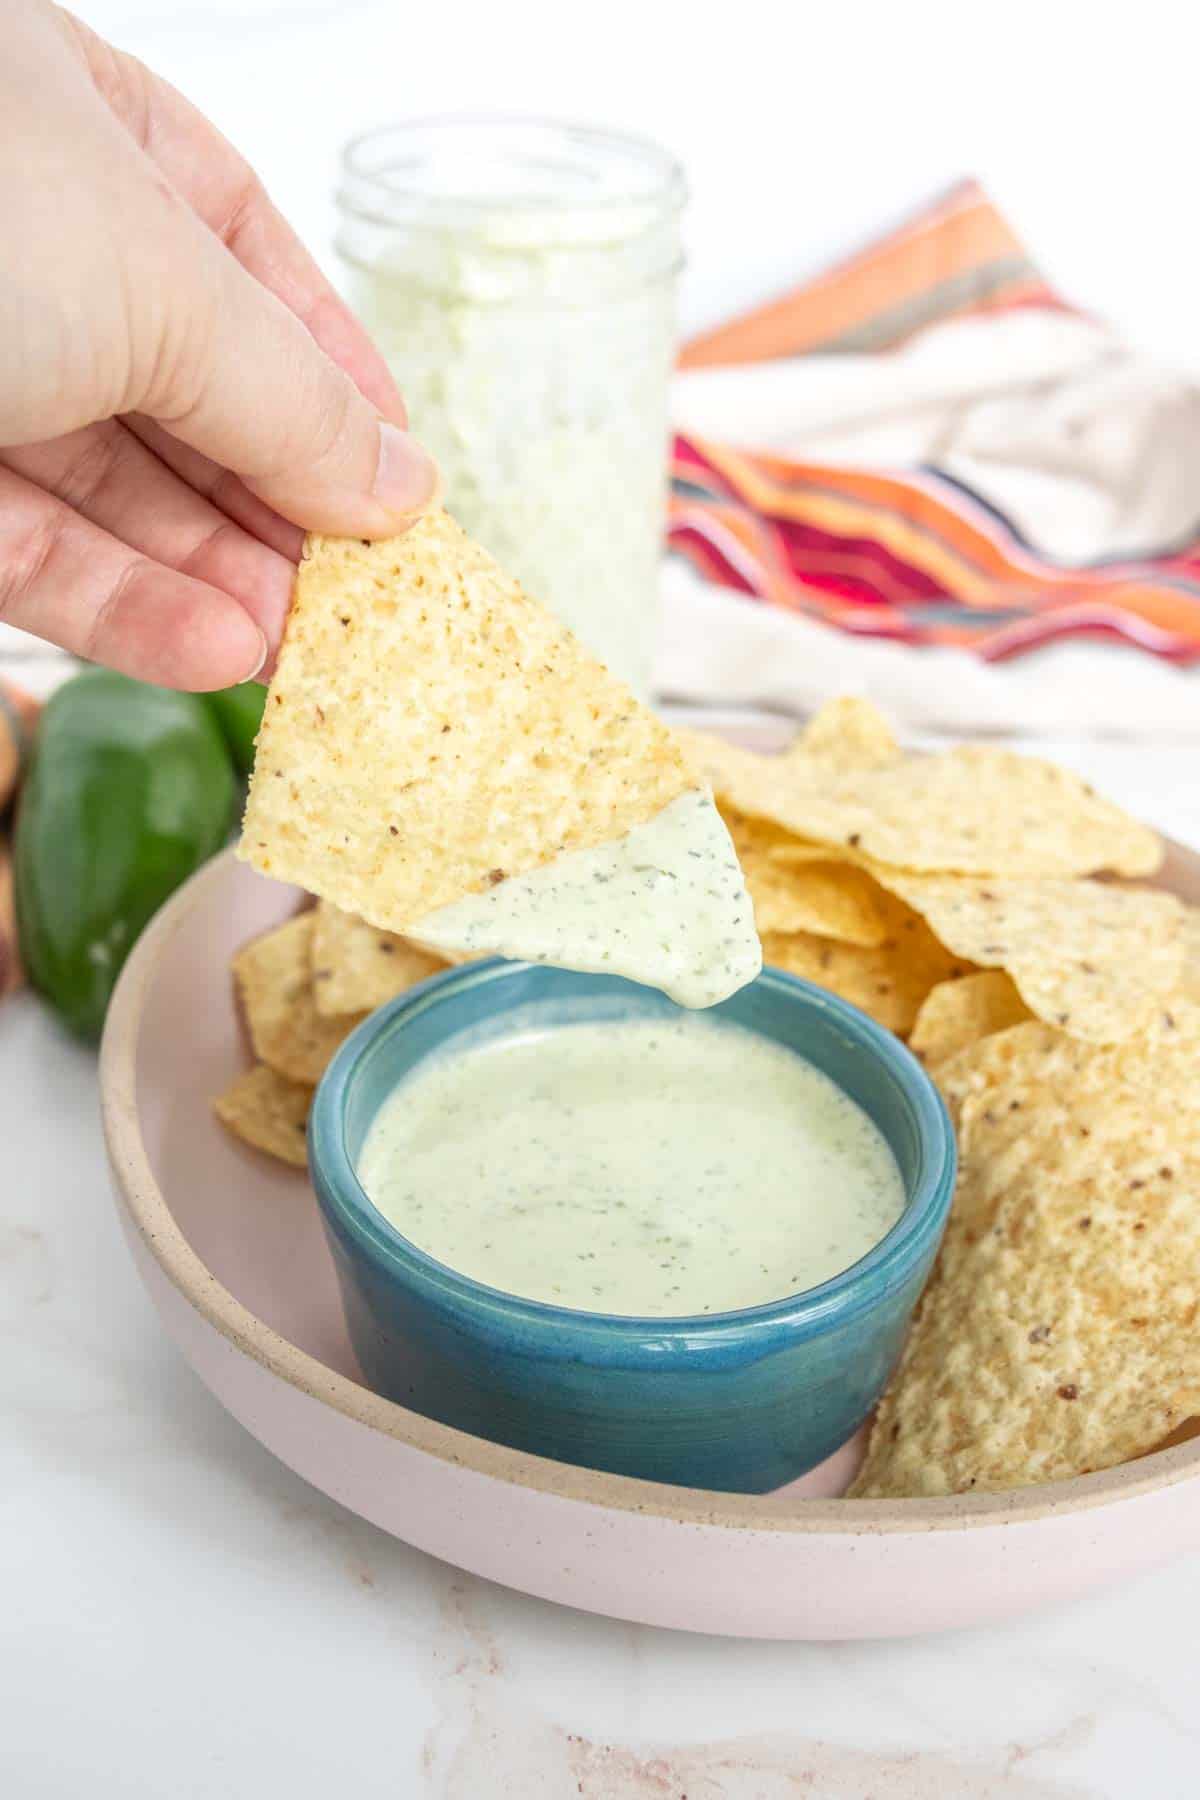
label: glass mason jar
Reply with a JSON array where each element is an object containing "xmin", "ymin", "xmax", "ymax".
[{"xmin": 335, "ymin": 118, "xmax": 685, "ymax": 696}]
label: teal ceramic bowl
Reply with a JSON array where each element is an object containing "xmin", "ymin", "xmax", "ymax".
[{"xmin": 309, "ymin": 962, "xmax": 955, "ymax": 1494}]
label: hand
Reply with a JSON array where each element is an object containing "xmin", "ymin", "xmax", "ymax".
[{"xmin": 0, "ymin": 3, "xmax": 438, "ymax": 689}]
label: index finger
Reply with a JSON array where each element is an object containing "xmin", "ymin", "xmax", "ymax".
[{"xmin": 62, "ymin": 11, "xmax": 404, "ymax": 425}]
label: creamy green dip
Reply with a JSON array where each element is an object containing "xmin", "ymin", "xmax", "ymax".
[
  {"xmin": 357, "ymin": 1013, "xmax": 906, "ymax": 1317},
  {"xmin": 410, "ymin": 788, "xmax": 762, "ymax": 1010}
]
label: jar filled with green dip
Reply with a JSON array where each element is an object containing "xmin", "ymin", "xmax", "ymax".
[{"xmin": 335, "ymin": 118, "xmax": 685, "ymax": 696}]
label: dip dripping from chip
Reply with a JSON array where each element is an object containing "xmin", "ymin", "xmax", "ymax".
[
  {"xmin": 410, "ymin": 785, "xmax": 761, "ymax": 1008},
  {"xmin": 237, "ymin": 511, "xmax": 760, "ymax": 1008}
]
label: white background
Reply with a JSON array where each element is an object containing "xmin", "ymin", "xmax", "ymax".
[
  {"xmin": 72, "ymin": 0, "xmax": 1200, "ymax": 364},
  {"xmin": 4, "ymin": 4, "xmax": 1200, "ymax": 1795}
]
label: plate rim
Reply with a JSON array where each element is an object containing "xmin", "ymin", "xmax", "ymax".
[{"xmin": 100, "ymin": 844, "xmax": 1200, "ymax": 1537}]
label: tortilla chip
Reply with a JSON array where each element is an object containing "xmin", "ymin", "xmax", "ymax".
[
  {"xmin": 311, "ymin": 901, "xmax": 447, "ymax": 1018},
  {"xmin": 1145, "ymin": 1417, "xmax": 1200, "ymax": 1455},
  {"xmin": 678, "ymin": 732, "xmax": 1161, "ymax": 879},
  {"xmin": 675, "ymin": 728, "xmax": 780, "ymax": 804},
  {"xmin": 851, "ymin": 1013, "xmax": 1200, "ymax": 1496},
  {"xmin": 677, "ymin": 698, "xmax": 894, "ymax": 813},
  {"xmin": 239, "ymin": 511, "xmax": 694, "ymax": 929},
  {"xmin": 213, "ymin": 1064, "xmax": 312, "ymax": 1168},
  {"xmin": 755, "ymin": 860, "xmax": 892, "ymax": 947},
  {"xmin": 725, "ymin": 811, "xmax": 814, "ymax": 937},
  {"xmin": 233, "ymin": 913, "xmax": 364, "ymax": 1084},
  {"xmin": 787, "ymin": 696, "xmax": 899, "ymax": 771},
  {"xmin": 1182, "ymin": 906, "xmax": 1200, "ymax": 1002},
  {"xmin": 721, "ymin": 808, "xmax": 890, "ymax": 944},
  {"xmin": 867, "ymin": 870, "xmax": 1184, "ymax": 1045},
  {"xmin": 909, "ymin": 972, "xmax": 1032, "ymax": 1067},
  {"xmin": 768, "ymin": 840, "xmax": 847, "ymax": 867},
  {"xmin": 934, "ymin": 1005, "xmax": 1200, "ymax": 1140},
  {"xmin": 761, "ymin": 898, "xmax": 967, "ymax": 1037}
]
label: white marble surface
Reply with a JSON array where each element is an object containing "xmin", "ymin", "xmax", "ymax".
[{"xmin": 6, "ymin": 3, "xmax": 1200, "ymax": 1791}]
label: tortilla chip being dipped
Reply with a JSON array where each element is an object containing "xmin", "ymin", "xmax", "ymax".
[
  {"xmin": 238, "ymin": 511, "xmax": 759, "ymax": 1006},
  {"xmin": 242, "ymin": 511, "xmax": 692, "ymax": 920}
]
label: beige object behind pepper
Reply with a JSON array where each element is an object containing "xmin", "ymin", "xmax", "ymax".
[
  {"xmin": 0, "ymin": 681, "xmax": 40, "ymax": 1001},
  {"xmin": 0, "ymin": 679, "xmax": 39, "ymax": 814},
  {"xmin": 0, "ymin": 842, "xmax": 22, "ymax": 998}
]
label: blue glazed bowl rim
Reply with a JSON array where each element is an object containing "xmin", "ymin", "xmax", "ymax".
[{"xmin": 309, "ymin": 959, "xmax": 956, "ymax": 1344}]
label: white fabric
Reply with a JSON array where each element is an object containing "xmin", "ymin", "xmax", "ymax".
[
  {"xmin": 659, "ymin": 311, "xmax": 1200, "ymax": 736},
  {"xmin": 655, "ymin": 559, "xmax": 1200, "ymax": 742}
]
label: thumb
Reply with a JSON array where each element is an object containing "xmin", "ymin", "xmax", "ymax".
[{"xmin": 136, "ymin": 199, "xmax": 439, "ymax": 538}]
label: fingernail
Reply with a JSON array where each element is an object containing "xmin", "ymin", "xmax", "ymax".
[
  {"xmin": 242, "ymin": 626, "xmax": 269, "ymax": 683},
  {"xmin": 374, "ymin": 423, "xmax": 440, "ymax": 519}
]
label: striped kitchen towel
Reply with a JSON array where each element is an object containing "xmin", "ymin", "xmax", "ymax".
[{"xmin": 659, "ymin": 180, "xmax": 1200, "ymax": 737}]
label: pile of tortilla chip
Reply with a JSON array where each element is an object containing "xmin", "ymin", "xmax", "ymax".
[
  {"xmin": 678, "ymin": 698, "xmax": 1174, "ymax": 1044},
  {"xmin": 850, "ymin": 1003, "xmax": 1200, "ymax": 1498},
  {"xmin": 213, "ymin": 903, "xmax": 452, "ymax": 1167},
  {"xmin": 216, "ymin": 665, "xmax": 1200, "ymax": 1499},
  {"xmin": 681, "ymin": 697, "xmax": 1200, "ymax": 1497}
]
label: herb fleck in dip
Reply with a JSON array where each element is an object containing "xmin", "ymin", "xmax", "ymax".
[
  {"xmin": 357, "ymin": 1014, "xmax": 905, "ymax": 1317},
  {"xmin": 411, "ymin": 789, "xmax": 762, "ymax": 1009}
]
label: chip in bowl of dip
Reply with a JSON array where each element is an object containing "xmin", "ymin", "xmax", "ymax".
[{"xmin": 221, "ymin": 598, "xmax": 1197, "ymax": 1508}]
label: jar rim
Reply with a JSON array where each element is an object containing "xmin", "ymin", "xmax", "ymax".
[{"xmin": 338, "ymin": 114, "xmax": 687, "ymax": 230}]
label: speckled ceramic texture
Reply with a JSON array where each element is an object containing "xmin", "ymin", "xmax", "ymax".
[
  {"xmin": 100, "ymin": 843, "xmax": 1200, "ymax": 1639},
  {"xmin": 309, "ymin": 961, "xmax": 955, "ymax": 1493}
]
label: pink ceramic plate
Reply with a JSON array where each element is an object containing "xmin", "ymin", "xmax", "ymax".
[{"xmin": 100, "ymin": 843, "xmax": 1200, "ymax": 1640}]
